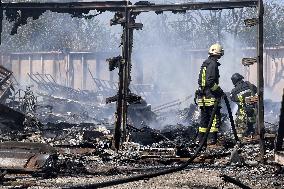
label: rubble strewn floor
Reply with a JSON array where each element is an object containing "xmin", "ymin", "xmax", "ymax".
[
  {"xmin": 2, "ymin": 162, "xmax": 283, "ymax": 189},
  {"xmin": 0, "ymin": 140, "xmax": 283, "ymax": 188},
  {"xmin": 0, "ymin": 80, "xmax": 282, "ymax": 188}
]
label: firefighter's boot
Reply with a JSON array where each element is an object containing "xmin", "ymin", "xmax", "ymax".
[
  {"xmin": 245, "ymin": 123, "xmax": 255, "ymax": 137},
  {"xmin": 197, "ymin": 132, "xmax": 205, "ymax": 144},
  {"xmin": 209, "ymin": 132, "xmax": 218, "ymax": 145}
]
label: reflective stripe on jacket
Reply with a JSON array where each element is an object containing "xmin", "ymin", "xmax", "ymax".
[{"xmin": 197, "ymin": 56, "xmax": 220, "ymax": 106}]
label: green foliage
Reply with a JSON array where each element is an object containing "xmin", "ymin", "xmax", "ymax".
[
  {"xmin": 263, "ymin": 1, "xmax": 284, "ymax": 46},
  {"xmin": 0, "ymin": 0, "xmax": 283, "ymax": 52},
  {"xmin": 139, "ymin": 0, "xmax": 284, "ymax": 49},
  {"xmin": 0, "ymin": 11, "xmax": 119, "ymax": 52}
]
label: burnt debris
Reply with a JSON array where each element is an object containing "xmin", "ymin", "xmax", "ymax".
[{"xmin": 0, "ymin": 0, "xmax": 282, "ymax": 188}]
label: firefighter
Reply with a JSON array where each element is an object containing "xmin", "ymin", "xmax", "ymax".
[
  {"xmin": 230, "ymin": 73, "xmax": 257, "ymax": 137},
  {"xmin": 196, "ymin": 43, "xmax": 224, "ymax": 145}
]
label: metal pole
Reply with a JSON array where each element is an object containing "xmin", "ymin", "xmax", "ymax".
[{"xmin": 257, "ymin": 0, "xmax": 265, "ymax": 162}]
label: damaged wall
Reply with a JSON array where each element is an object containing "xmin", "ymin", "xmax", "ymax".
[
  {"xmin": 0, "ymin": 46, "xmax": 283, "ymax": 101},
  {"xmin": 0, "ymin": 51, "xmax": 118, "ymax": 91}
]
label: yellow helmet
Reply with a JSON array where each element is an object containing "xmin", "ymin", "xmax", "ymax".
[{"xmin": 208, "ymin": 43, "xmax": 224, "ymax": 56}]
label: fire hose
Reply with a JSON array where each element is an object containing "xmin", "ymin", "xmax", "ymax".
[{"xmin": 66, "ymin": 94, "xmax": 239, "ymax": 189}]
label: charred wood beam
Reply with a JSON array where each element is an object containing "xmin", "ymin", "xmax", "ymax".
[
  {"xmin": 0, "ymin": 1, "xmax": 127, "ymax": 35},
  {"xmin": 257, "ymin": 0, "xmax": 265, "ymax": 162},
  {"xmin": 0, "ymin": 1, "xmax": 2, "ymax": 45},
  {"xmin": 131, "ymin": 0, "xmax": 258, "ymax": 13},
  {"xmin": 275, "ymin": 89, "xmax": 284, "ymax": 151},
  {"xmin": 0, "ymin": 1, "xmax": 258, "ymax": 35},
  {"xmin": 0, "ymin": 0, "xmax": 258, "ymax": 12},
  {"xmin": 1, "ymin": 1, "xmax": 128, "ymax": 11}
]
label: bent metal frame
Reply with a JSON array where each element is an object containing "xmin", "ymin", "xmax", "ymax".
[{"xmin": 0, "ymin": 0, "xmax": 265, "ymax": 159}]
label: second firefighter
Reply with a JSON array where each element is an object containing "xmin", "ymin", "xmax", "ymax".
[{"xmin": 230, "ymin": 73, "xmax": 257, "ymax": 137}]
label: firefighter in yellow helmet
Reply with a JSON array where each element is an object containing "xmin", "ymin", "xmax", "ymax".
[{"xmin": 196, "ymin": 43, "xmax": 224, "ymax": 145}]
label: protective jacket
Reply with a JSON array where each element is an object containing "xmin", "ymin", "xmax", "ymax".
[
  {"xmin": 197, "ymin": 56, "xmax": 220, "ymax": 106},
  {"xmin": 197, "ymin": 56, "xmax": 221, "ymax": 137},
  {"xmin": 230, "ymin": 80, "xmax": 257, "ymax": 125},
  {"xmin": 230, "ymin": 80, "xmax": 257, "ymax": 106}
]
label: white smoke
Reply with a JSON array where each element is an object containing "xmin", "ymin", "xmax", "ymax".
[{"xmin": 131, "ymin": 12, "xmax": 256, "ymax": 108}]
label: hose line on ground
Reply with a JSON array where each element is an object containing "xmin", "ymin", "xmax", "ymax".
[
  {"xmin": 66, "ymin": 98, "xmax": 220, "ymax": 189},
  {"xmin": 67, "ymin": 94, "xmax": 238, "ymax": 189}
]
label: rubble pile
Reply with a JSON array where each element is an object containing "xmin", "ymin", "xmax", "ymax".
[
  {"xmin": 41, "ymin": 122, "xmax": 112, "ymax": 147},
  {"xmin": 0, "ymin": 104, "xmax": 25, "ymax": 135},
  {"xmin": 35, "ymin": 93, "xmax": 115, "ymax": 125},
  {"xmin": 0, "ymin": 78, "xmax": 281, "ymax": 188}
]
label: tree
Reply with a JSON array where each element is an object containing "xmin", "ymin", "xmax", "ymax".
[
  {"xmin": 0, "ymin": 10, "xmax": 119, "ymax": 52},
  {"xmin": 141, "ymin": 0, "xmax": 284, "ymax": 49}
]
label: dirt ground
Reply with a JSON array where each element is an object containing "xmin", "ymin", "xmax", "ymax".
[{"xmin": 2, "ymin": 163, "xmax": 283, "ymax": 189}]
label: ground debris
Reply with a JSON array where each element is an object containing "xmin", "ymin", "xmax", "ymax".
[{"xmin": 0, "ymin": 83, "xmax": 282, "ymax": 188}]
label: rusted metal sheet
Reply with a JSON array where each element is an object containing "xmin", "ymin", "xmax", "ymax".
[{"xmin": 0, "ymin": 142, "xmax": 57, "ymax": 173}]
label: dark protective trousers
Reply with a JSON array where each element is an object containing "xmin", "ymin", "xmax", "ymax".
[{"xmin": 199, "ymin": 105, "xmax": 221, "ymax": 143}]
